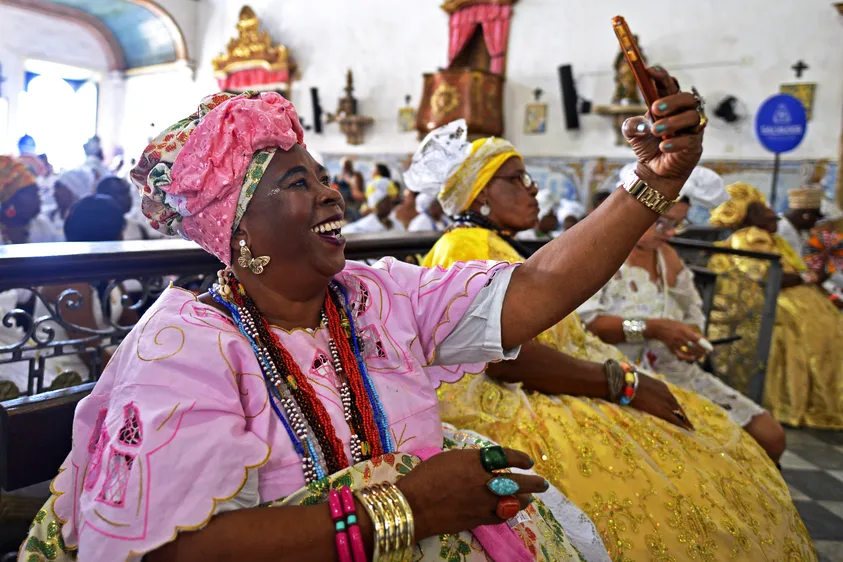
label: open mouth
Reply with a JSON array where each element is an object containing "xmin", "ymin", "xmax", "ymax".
[{"xmin": 310, "ymin": 217, "xmax": 346, "ymax": 245}]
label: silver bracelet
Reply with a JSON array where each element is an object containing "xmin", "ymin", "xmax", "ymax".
[{"xmin": 622, "ymin": 318, "xmax": 647, "ymax": 343}]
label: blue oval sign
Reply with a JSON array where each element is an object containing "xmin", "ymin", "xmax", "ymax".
[{"xmin": 755, "ymin": 94, "xmax": 807, "ymax": 154}]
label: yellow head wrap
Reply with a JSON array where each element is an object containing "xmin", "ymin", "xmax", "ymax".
[
  {"xmin": 0, "ymin": 156, "xmax": 37, "ymax": 205},
  {"xmin": 709, "ymin": 182, "xmax": 767, "ymax": 229},
  {"xmin": 439, "ymin": 137, "xmax": 521, "ymax": 216}
]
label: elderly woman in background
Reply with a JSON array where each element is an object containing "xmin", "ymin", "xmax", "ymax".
[
  {"xmin": 22, "ymin": 68, "xmax": 723, "ymax": 561},
  {"xmin": 578, "ymin": 181, "xmax": 787, "ymax": 461},
  {"xmin": 343, "ymin": 177, "xmax": 404, "ymax": 234},
  {"xmin": 408, "ymin": 191, "xmax": 449, "ymax": 232},
  {"xmin": 413, "ymin": 121, "xmax": 812, "ymax": 561},
  {"xmin": 707, "ymin": 183, "xmax": 843, "ymax": 429}
]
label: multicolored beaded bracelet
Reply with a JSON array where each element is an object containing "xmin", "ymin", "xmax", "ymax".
[
  {"xmin": 328, "ymin": 489, "xmax": 353, "ymax": 562},
  {"xmin": 619, "ymin": 363, "xmax": 639, "ymax": 406}
]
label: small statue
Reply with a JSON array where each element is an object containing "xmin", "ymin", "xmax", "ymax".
[
  {"xmin": 612, "ymin": 35, "xmax": 646, "ymax": 105},
  {"xmin": 325, "ymin": 70, "xmax": 373, "ymax": 145}
]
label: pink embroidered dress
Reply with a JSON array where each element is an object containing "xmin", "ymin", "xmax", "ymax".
[{"xmin": 37, "ymin": 258, "xmax": 561, "ymax": 560}]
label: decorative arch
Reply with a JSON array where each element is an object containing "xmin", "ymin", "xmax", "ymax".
[{"xmin": 0, "ymin": 0, "xmax": 188, "ymax": 71}]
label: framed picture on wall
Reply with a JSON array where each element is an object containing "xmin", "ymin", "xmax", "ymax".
[
  {"xmin": 524, "ymin": 103, "xmax": 547, "ymax": 134},
  {"xmin": 398, "ymin": 107, "xmax": 416, "ymax": 132}
]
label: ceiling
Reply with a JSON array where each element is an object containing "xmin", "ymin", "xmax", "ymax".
[{"xmin": 7, "ymin": 0, "xmax": 187, "ymax": 70}]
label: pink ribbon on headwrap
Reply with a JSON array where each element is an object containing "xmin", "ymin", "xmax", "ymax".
[
  {"xmin": 133, "ymin": 91, "xmax": 305, "ymax": 265},
  {"xmin": 413, "ymin": 447, "xmax": 534, "ymax": 562}
]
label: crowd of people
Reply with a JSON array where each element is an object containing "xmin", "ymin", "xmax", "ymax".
[{"xmin": 1, "ymin": 66, "xmax": 838, "ymax": 561}]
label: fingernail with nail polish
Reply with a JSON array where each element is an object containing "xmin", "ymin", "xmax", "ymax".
[
  {"xmin": 664, "ymin": 142, "xmax": 673, "ymax": 150},
  {"xmin": 654, "ymin": 123, "xmax": 666, "ymax": 134},
  {"xmin": 657, "ymin": 102, "xmax": 668, "ymax": 112},
  {"xmin": 653, "ymin": 65, "xmax": 663, "ymax": 72},
  {"xmin": 543, "ymin": 480, "xmax": 551, "ymax": 491},
  {"xmin": 636, "ymin": 122, "xmax": 648, "ymax": 133},
  {"xmin": 527, "ymin": 457, "xmax": 535, "ymax": 468}
]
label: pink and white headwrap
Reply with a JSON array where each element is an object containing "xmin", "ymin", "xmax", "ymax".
[{"xmin": 130, "ymin": 91, "xmax": 305, "ymax": 265}]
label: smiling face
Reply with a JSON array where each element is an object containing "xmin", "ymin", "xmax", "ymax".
[
  {"xmin": 232, "ymin": 145, "xmax": 347, "ymax": 287},
  {"xmin": 471, "ymin": 156, "xmax": 539, "ymax": 233}
]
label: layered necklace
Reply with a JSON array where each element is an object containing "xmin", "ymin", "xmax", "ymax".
[{"xmin": 211, "ymin": 271, "xmax": 394, "ymax": 483}]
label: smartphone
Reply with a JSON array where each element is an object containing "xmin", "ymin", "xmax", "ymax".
[{"xmin": 612, "ymin": 16, "xmax": 659, "ymax": 108}]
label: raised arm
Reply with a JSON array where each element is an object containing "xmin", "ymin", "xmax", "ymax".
[{"xmin": 500, "ymin": 68, "xmax": 703, "ymax": 349}]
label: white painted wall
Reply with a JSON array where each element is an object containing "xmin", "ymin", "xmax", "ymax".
[
  {"xmin": 6, "ymin": 0, "xmax": 839, "ymax": 164},
  {"xmin": 0, "ymin": 4, "xmax": 110, "ymax": 155},
  {"xmin": 175, "ymin": 0, "xmax": 842, "ymax": 162}
]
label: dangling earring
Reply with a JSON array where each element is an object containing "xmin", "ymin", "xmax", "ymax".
[
  {"xmin": 4, "ymin": 205, "xmax": 16, "ymax": 219},
  {"xmin": 215, "ymin": 268, "xmax": 233, "ymax": 298},
  {"xmin": 480, "ymin": 203, "xmax": 491, "ymax": 217},
  {"xmin": 237, "ymin": 239, "xmax": 271, "ymax": 275}
]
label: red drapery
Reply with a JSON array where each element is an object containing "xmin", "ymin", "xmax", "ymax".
[
  {"xmin": 447, "ymin": 4, "xmax": 512, "ymax": 74},
  {"xmin": 216, "ymin": 67, "xmax": 290, "ymax": 92}
]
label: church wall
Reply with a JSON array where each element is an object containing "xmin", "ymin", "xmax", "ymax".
[
  {"xmin": 151, "ymin": 0, "xmax": 843, "ymax": 163},
  {"xmin": 0, "ymin": 4, "xmax": 111, "ymax": 155}
]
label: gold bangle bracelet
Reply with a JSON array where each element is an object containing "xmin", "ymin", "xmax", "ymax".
[
  {"xmin": 383, "ymin": 483, "xmax": 415, "ymax": 561},
  {"xmin": 355, "ymin": 487, "xmax": 386, "ymax": 562},
  {"xmin": 369, "ymin": 484, "xmax": 399, "ymax": 561}
]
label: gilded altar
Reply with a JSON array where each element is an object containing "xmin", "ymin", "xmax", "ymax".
[
  {"xmin": 212, "ymin": 6, "xmax": 297, "ymax": 94},
  {"xmin": 416, "ymin": 69, "xmax": 504, "ymax": 138}
]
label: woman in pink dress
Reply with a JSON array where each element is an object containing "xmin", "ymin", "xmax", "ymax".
[{"xmin": 23, "ymin": 66, "xmax": 707, "ymax": 562}]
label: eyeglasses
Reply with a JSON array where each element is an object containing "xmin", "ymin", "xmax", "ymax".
[
  {"xmin": 655, "ymin": 216, "xmax": 691, "ymax": 233},
  {"xmin": 492, "ymin": 171, "xmax": 535, "ymax": 190}
]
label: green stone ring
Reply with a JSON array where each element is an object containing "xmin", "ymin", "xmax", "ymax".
[
  {"xmin": 479, "ymin": 445, "xmax": 509, "ymax": 473},
  {"xmin": 487, "ymin": 476, "xmax": 520, "ymax": 496}
]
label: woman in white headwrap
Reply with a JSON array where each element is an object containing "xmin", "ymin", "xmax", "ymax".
[
  {"xmin": 578, "ymin": 166, "xmax": 788, "ymax": 462},
  {"xmin": 408, "ymin": 191, "xmax": 449, "ymax": 232},
  {"xmin": 343, "ymin": 177, "xmax": 405, "ymax": 234}
]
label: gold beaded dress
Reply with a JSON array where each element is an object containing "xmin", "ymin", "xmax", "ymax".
[{"xmin": 424, "ymin": 226, "xmax": 815, "ymax": 562}]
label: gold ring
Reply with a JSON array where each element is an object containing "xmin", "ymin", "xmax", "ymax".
[{"xmin": 680, "ymin": 345, "xmax": 689, "ymax": 353}]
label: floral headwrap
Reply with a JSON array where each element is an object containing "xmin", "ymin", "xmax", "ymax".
[
  {"xmin": 131, "ymin": 91, "xmax": 305, "ymax": 265},
  {"xmin": 709, "ymin": 183, "xmax": 767, "ymax": 230},
  {"xmin": 404, "ymin": 120, "xmax": 522, "ymax": 216},
  {"xmin": 0, "ymin": 156, "xmax": 37, "ymax": 204}
]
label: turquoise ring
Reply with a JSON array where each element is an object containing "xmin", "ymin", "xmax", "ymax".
[
  {"xmin": 487, "ymin": 476, "xmax": 520, "ymax": 496},
  {"xmin": 479, "ymin": 445, "xmax": 508, "ymax": 473}
]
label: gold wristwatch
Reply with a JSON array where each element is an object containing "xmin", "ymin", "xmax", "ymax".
[{"xmin": 622, "ymin": 171, "xmax": 676, "ymax": 215}]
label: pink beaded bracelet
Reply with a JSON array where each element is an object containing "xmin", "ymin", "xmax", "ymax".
[
  {"xmin": 340, "ymin": 486, "xmax": 367, "ymax": 562},
  {"xmin": 328, "ymin": 489, "xmax": 353, "ymax": 562}
]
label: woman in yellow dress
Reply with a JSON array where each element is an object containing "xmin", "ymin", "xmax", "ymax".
[
  {"xmin": 406, "ymin": 121, "xmax": 815, "ymax": 561},
  {"xmin": 708, "ymin": 183, "xmax": 843, "ymax": 429}
]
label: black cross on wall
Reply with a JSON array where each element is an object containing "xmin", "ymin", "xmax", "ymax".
[{"xmin": 792, "ymin": 60, "xmax": 809, "ymax": 78}]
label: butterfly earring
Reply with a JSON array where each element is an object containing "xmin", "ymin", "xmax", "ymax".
[{"xmin": 238, "ymin": 240, "xmax": 271, "ymax": 275}]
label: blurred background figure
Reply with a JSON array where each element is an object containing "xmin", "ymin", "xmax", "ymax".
[
  {"xmin": 45, "ymin": 168, "xmax": 94, "ymax": 240},
  {"xmin": 344, "ymin": 177, "xmax": 404, "ymax": 234},
  {"xmin": 409, "ymin": 191, "xmax": 449, "ymax": 232},
  {"xmin": 517, "ymin": 189, "xmax": 561, "ymax": 240},
  {"xmin": 96, "ymin": 176, "xmax": 163, "ymax": 240}
]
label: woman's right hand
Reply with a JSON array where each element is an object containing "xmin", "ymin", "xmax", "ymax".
[
  {"xmin": 631, "ymin": 374, "xmax": 694, "ymax": 431},
  {"xmin": 648, "ymin": 318, "xmax": 706, "ymax": 362},
  {"xmin": 395, "ymin": 448, "xmax": 547, "ymax": 540}
]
